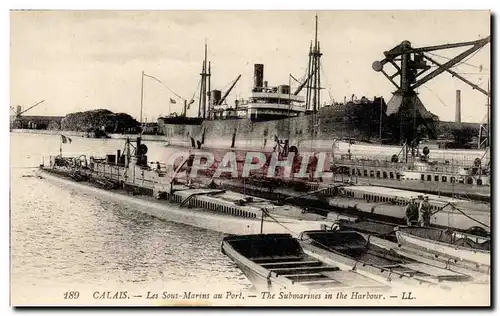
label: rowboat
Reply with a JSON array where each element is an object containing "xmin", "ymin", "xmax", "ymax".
[
  {"xmin": 333, "ymin": 218, "xmax": 399, "ymax": 242},
  {"xmin": 332, "ymin": 185, "xmax": 491, "ymax": 234},
  {"xmin": 367, "ymin": 232, "xmax": 490, "ymax": 278},
  {"xmin": 394, "ymin": 226, "xmax": 490, "ymax": 268},
  {"xmin": 221, "ymin": 233, "xmax": 390, "ymax": 293},
  {"xmin": 298, "ymin": 230, "xmax": 472, "ymax": 289}
]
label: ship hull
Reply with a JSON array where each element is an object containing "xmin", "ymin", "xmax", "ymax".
[
  {"xmin": 38, "ymin": 169, "xmax": 331, "ymax": 236},
  {"xmin": 327, "ymin": 197, "xmax": 490, "ymax": 233},
  {"xmin": 395, "ymin": 229, "xmax": 490, "ymax": 267}
]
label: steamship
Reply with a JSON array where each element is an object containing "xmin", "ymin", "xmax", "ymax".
[
  {"xmin": 208, "ymin": 64, "xmax": 306, "ymax": 121},
  {"xmin": 157, "ymin": 16, "xmax": 490, "ymax": 199}
]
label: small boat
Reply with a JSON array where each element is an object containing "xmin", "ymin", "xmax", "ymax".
[
  {"xmin": 331, "ymin": 185, "xmax": 491, "ymax": 234},
  {"xmin": 333, "ymin": 218, "xmax": 399, "ymax": 242},
  {"xmin": 221, "ymin": 233, "xmax": 389, "ymax": 293},
  {"xmin": 394, "ymin": 226, "xmax": 490, "ymax": 268},
  {"xmin": 298, "ymin": 230, "xmax": 472, "ymax": 288},
  {"xmin": 367, "ymin": 232, "xmax": 490, "ymax": 278},
  {"xmin": 327, "ymin": 219, "xmax": 490, "ymax": 276}
]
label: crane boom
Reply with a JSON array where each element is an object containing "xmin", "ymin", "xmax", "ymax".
[
  {"xmin": 384, "ymin": 36, "xmax": 490, "ymax": 58},
  {"xmin": 17, "ymin": 100, "xmax": 45, "ymax": 116},
  {"xmin": 372, "ymin": 35, "xmax": 490, "ymax": 151},
  {"xmin": 293, "ymin": 71, "xmax": 315, "ymax": 95},
  {"xmin": 218, "ymin": 75, "xmax": 241, "ymax": 106},
  {"xmin": 422, "ymin": 54, "xmax": 490, "ymax": 96},
  {"xmin": 412, "ymin": 40, "xmax": 489, "ymax": 90},
  {"xmin": 374, "ymin": 35, "xmax": 490, "ymax": 94}
]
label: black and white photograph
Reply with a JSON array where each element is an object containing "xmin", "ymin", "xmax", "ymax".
[{"xmin": 9, "ymin": 9, "xmax": 492, "ymax": 307}]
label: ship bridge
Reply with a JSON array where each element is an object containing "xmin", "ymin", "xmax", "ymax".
[
  {"xmin": 209, "ymin": 64, "xmax": 307, "ymax": 121},
  {"xmin": 242, "ymin": 64, "xmax": 306, "ymax": 121}
]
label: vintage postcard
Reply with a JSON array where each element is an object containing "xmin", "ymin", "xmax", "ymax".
[{"xmin": 10, "ymin": 10, "xmax": 491, "ymax": 307}]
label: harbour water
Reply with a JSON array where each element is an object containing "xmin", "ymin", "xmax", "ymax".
[
  {"xmin": 10, "ymin": 133, "xmax": 252, "ymax": 305},
  {"xmin": 9, "ymin": 132, "xmax": 491, "ymax": 306}
]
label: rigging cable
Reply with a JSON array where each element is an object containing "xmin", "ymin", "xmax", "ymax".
[
  {"xmin": 320, "ymin": 63, "xmax": 335, "ymax": 104},
  {"xmin": 426, "ymin": 48, "xmax": 488, "ymax": 71},
  {"xmin": 430, "ymin": 202, "xmax": 490, "ymax": 228},
  {"xmin": 420, "ymin": 84, "xmax": 449, "ymax": 108},
  {"xmin": 189, "ymin": 78, "xmax": 202, "ymax": 104},
  {"xmin": 143, "ymin": 73, "xmax": 184, "ymax": 100}
]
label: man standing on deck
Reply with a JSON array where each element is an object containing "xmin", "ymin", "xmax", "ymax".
[
  {"xmin": 418, "ymin": 196, "xmax": 432, "ymax": 227},
  {"xmin": 405, "ymin": 198, "xmax": 419, "ymax": 226}
]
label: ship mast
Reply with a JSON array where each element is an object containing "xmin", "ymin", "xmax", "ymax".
[
  {"xmin": 306, "ymin": 15, "xmax": 322, "ymax": 114},
  {"xmin": 208, "ymin": 61, "xmax": 212, "ymax": 118},
  {"xmin": 198, "ymin": 41, "xmax": 210, "ymax": 119},
  {"xmin": 140, "ymin": 70, "xmax": 144, "ymax": 135},
  {"xmin": 305, "ymin": 41, "xmax": 313, "ymax": 111}
]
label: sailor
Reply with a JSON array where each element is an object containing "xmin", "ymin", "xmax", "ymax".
[
  {"xmin": 418, "ymin": 195, "xmax": 432, "ymax": 227},
  {"xmin": 405, "ymin": 198, "xmax": 419, "ymax": 226}
]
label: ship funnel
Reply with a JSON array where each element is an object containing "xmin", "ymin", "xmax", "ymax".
[
  {"xmin": 16, "ymin": 105, "xmax": 22, "ymax": 115},
  {"xmin": 279, "ymin": 85, "xmax": 290, "ymax": 95},
  {"xmin": 455, "ymin": 90, "xmax": 461, "ymax": 123},
  {"xmin": 211, "ymin": 90, "xmax": 222, "ymax": 106},
  {"xmin": 253, "ymin": 64, "xmax": 264, "ymax": 91}
]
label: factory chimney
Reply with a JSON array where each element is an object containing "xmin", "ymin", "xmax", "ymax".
[{"xmin": 455, "ymin": 90, "xmax": 461, "ymax": 123}]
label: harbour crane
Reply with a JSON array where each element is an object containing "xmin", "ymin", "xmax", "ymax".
[
  {"xmin": 372, "ymin": 36, "xmax": 490, "ymax": 155},
  {"xmin": 12, "ymin": 100, "xmax": 46, "ymax": 117}
]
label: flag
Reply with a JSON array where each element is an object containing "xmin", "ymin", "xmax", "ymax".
[
  {"xmin": 61, "ymin": 135, "xmax": 72, "ymax": 144},
  {"xmin": 170, "ymin": 98, "xmax": 176, "ymax": 104},
  {"xmin": 187, "ymin": 99, "xmax": 195, "ymax": 109}
]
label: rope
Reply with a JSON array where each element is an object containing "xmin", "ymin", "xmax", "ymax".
[
  {"xmin": 218, "ymin": 78, "xmax": 236, "ymax": 93},
  {"xmin": 320, "ymin": 64, "xmax": 335, "ymax": 104},
  {"xmin": 177, "ymin": 78, "xmax": 203, "ymax": 117},
  {"xmin": 190, "ymin": 78, "xmax": 202, "ymax": 104},
  {"xmin": 454, "ymin": 46, "xmax": 487, "ymax": 70},
  {"xmin": 427, "ymin": 50, "xmax": 488, "ymax": 71},
  {"xmin": 261, "ymin": 208, "xmax": 303, "ymax": 237},
  {"xmin": 421, "ymin": 84, "xmax": 449, "ymax": 108},
  {"xmin": 143, "ymin": 73, "xmax": 184, "ymax": 100},
  {"xmin": 431, "ymin": 202, "xmax": 490, "ymax": 228},
  {"xmin": 293, "ymin": 224, "xmax": 436, "ymax": 285}
]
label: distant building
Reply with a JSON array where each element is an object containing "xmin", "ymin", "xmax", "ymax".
[
  {"xmin": 10, "ymin": 115, "xmax": 64, "ymax": 130},
  {"xmin": 142, "ymin": 122, "xmax": 160, "ymax": 135}
]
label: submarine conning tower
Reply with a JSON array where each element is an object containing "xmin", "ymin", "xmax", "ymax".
[
  {"xmin": 253, "ymin": 64, "xmax": 264, "ymax": 92},
  {"xmin": 132, "ymin": 137, "xmax": 148, "ymax": 167}
]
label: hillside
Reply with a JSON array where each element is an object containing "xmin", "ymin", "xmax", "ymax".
[{"xmin": 60, "ymin": 109, "xmax": 140, "ymax": 134}]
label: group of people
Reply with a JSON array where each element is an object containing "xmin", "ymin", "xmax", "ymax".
[{"xmin": 405, "ymin": 195, "xmax": 432, "ymax": 227}]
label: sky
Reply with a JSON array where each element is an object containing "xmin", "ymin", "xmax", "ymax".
[{"xmin": 10, "ymin": 10, "xmax": 491, "ymax": 123}]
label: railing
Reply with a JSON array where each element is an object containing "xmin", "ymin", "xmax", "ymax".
[
  {"xmin": 92, "ymin": 162, "xmax": 125, "ymax": 181},
  {"xmin": 332, "ymin": 154, "xmax": 489, "ymax": 175},
  {"xmin": 331, "ymin": 152, "xmax": 489, "ymax": 169}
]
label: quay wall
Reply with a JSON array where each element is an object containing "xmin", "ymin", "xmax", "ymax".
[
  {"xmin": 161, "ymin": 119, "xmax": 488, "ymax": 165},
  {"xmin": 11, "ymin": 129, "xmax": 87, "ymax": 137},
  {"xmin": 11, "ymin": 126, "xmax": 489, "ymax": 165},
  {"xmin": 162, "ymin": 115, "xmax": 352, "ymax": 151},
  {"xmin": 10, "ymin": 129, "xmax": 166, "ymax": 142}
]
